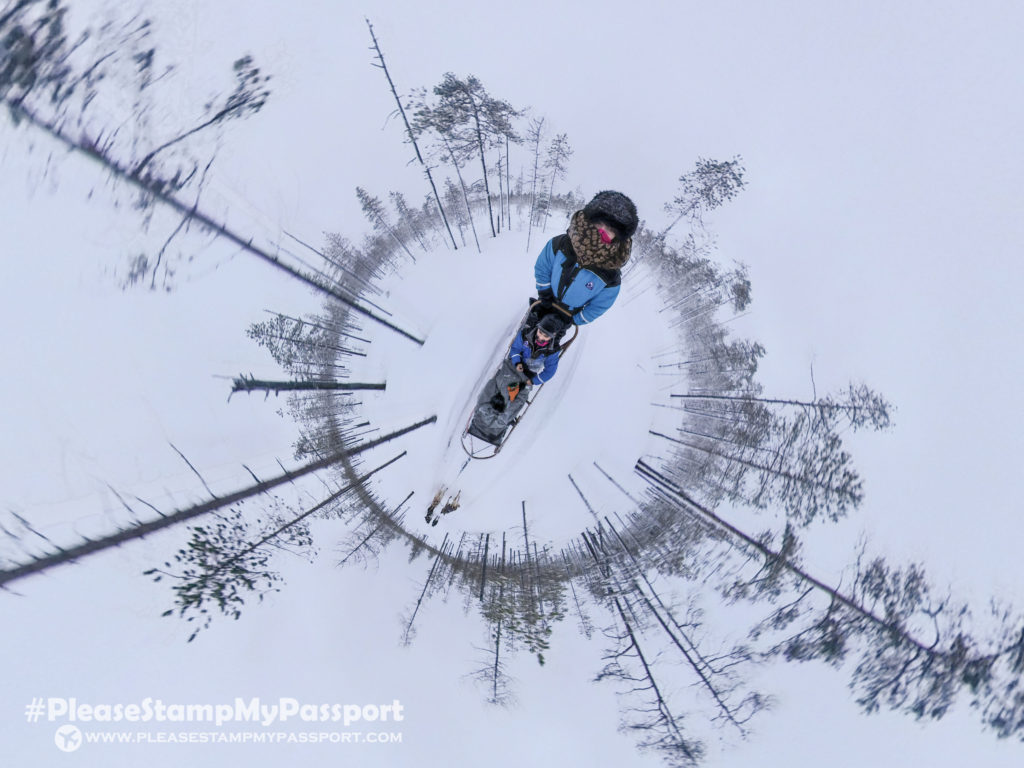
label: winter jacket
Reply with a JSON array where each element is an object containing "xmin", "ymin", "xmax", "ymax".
[
  {"xmin": 534, "ymin": 234, "xmax": 621, "ymax": 325},
  {"xmin": 508, "ymin": 332, "xmax": 560, "ymax": 385}
]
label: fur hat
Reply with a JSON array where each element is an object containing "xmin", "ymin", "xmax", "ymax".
[{"xmin": 583, "ymin": 190, "xmax": 638, "ymax": 239}]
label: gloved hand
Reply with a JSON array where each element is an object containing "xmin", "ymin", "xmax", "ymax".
[{"xmin": 538, "ymin": 288, "xmax": 555, "ymax": 306}]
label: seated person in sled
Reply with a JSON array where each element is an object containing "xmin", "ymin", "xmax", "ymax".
[
  {"xmin": 532, "ymin": 189, "xmax": 638, "ymax": 327},
  {"xmin": 468, "ymin": 316, "xmax": 566, "ymax": 446},
  {"xmin": 509, "ymin": 313, "xmax": 565, "ymax": 386}
]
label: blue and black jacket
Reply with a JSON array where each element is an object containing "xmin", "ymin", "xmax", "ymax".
[
  {"xmin": 509, "ymin": 332, "xmax": 560, "ymax": 385},
  {"xmin": 534, "ymin": 234, "xmax": 622, "ymax": 325}
]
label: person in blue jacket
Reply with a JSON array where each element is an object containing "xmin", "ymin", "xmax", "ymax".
[
  {"xmin": 509, "ymin": 313, "xmax": 564, "ymax": 386},
  {"xmin": 534, "ymin": 190, "xmax": 639, "ymax": 326},
  {"xmin": 470, "ymin": 315, "xmax": 564, "ymax": 445}
]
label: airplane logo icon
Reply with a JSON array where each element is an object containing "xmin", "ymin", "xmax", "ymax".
[{"xmin": 54, "ymin": 725, "xmax": 82, "ymax": 752}]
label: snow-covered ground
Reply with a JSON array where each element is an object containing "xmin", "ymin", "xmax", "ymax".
[
  {"xmin": 3, "ymin": 1, "xmax": 1024, "ymax": 767},
  {"xmin": 351, "ymin": 218, "xmax": 677, "ymax": 541}
]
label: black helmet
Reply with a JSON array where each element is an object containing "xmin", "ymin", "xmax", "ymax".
[{"xmin": 583, "ymin": 190, "xmax": 639, "ymax": 239}]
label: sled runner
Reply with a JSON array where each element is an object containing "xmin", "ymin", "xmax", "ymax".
[{"xmin": 460, "ymin": 301, "xmax": 577, "ymax": 459}]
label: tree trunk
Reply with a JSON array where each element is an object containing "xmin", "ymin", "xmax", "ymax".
[
  {"xmin": 230, "ymin": 377, "xmax": 386, "ymax": 396},
  {"xmin": 470, "ymin": 101, "xmax": 497, "ymax": 237},
  {"xmin": 192, "ymin": 453, "xmax": 404, "ymax": 581},
  {"xmin": 545, "ymin": 166, "xmax": 558, "ymax": 229},
  {"xmin": 0, "ymin": 417, "xmax": 436, "ymax": 587},
  {"xmin": 365, "ymin": 19, "xmax": 458, "ymax": 250},
  {"xmin": 495, "ymin": 150, "xmax": 503, "ymax": 233},
  {"xmin": 649, "ymin": 430, "xmax": 856, "ymax": 502},
  {"xmin": 479, "ymin": 532, "xmax": 490, "ymax": 600},
  {"xmin": 505, "ymin": 135, "xmax": 511, "ymax": 232},
  {"xmin": 612, "ymin": 596, "xmax": 698, "ymax": 761},
  {"xmin": 371, "ymin": 209, "xmax": 417, "ymax": 263},
  {"xmin": 635, "ymin": 460, "xmax": 953, "ymax": 659},
  {"xmin": 402, "ymin": 533, "xmax": 449, "ymax": 645},
  {"xmin": 442, "ymin": 135, "xmax": 481, "ymax": 253},
  {"xmin": 7, "ymin": 103, "xmax": 425, "ymax": 345}
]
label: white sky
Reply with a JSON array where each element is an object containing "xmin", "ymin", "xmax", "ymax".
[{"xmin": 3, "ymin": 0, "xmax": 1024, "ymax": 765}]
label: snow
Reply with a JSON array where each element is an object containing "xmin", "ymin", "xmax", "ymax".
[
  {"xmin": 4, "ymin": 1, "xmax": 1024, "ymax": 767},
  {"xmin": 349, "ymin": 217, "xmax": 679, "ymax": 542}
]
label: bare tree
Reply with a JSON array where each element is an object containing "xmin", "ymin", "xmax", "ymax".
[
  {"xmin": 364, "ymin": 18, "xmax": 457, "ymax": 249},
  {"xmin": 148, "ymin": 457, "xmax": 402, "ymax": 641},
  {"xmin": 0, "ymin": 419, "xmax": 435, "ymax": 587},
  {"xmin": 596, "ymin": 596, "xmax": 705, "ymax": 767},
  {"xmin": 336, "ymin": 503, "xmax": 405, "ymax": 568},
  {"xmin": 524, "ymin": 116, "xmax": 545, "ymax": 250},
  {"xmin": 542, "ymin": 133, "xmax": 573, "ymax": 229},
  {"xmin": 670, "ymin": 383, "xmax": 894, "ymax": 432},
  {"xmin": 1, "ymin": 3, "xmax": 424, "ymax": 343},
  {"xmin": 131, "ymin": 54, "xmax": 269, "ymax": 178},
  {"xmin": 635, "ymin": 459, "xmax": 1024, "ymax": 741},
  {"xmin": 229, "ymin": 376, "xmax": 386, "ymax": 397},
  {"xmin": 469, "ymin": 581, "xmax": 518, "ymax": 706},
  {"xmin": 401, "ymin": 533, "xmax": 450, "ymax": 646}
]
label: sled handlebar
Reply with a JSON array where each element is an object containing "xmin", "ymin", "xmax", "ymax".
[{"xmin": 530, "ymin": 300, "xmax": 576, "ymax": 321}]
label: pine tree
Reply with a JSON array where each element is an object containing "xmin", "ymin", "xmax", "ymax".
[{"xmin": 413, "ymin": 73, "xmax": 520, "ymax": 238}]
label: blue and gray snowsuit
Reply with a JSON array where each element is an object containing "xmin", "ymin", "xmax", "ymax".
[{"xmin": 509, "ymin": 331, "xmax": 560, "ymax": 385}]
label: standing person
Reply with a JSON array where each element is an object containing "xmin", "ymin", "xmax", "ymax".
[{"xmin": 533, "ymin": 190, "xmax": 638, "ymax": 326}]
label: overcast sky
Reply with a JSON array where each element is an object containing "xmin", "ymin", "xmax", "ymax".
[{"xmin": 3, "ymin": 1, "xmax": 1024, "ymax": 765}]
